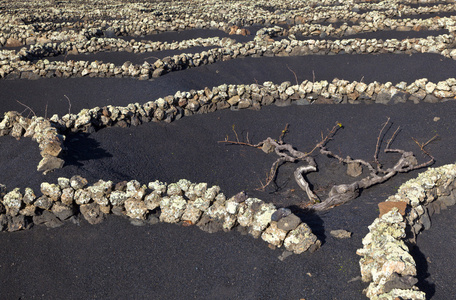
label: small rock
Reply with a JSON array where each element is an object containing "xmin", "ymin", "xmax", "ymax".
[
  {"xmin": 271, "ymin": 208, "xmax": 291, "ymax": 222},
  {"xmin": 330, "ymin": 229, "xmax": 352, "ymax": 239},
  {"xmin": 33, "ymin": 210, "xmax": 64, "ymax": 228},
  {"xmin": 439, "ymin": 191, "xmax": 456, "ymax": 206},
  {"xmin": 51, "ymin": 202, "xmax": 75, "ymax": 220},
  {"xmin": 196, "ymin": 214, "xmax": 223, "ymax": 233},
  {"xmin": 383, "ymin": 273, "xmax": 418, "ymax": 293},
  {"xmin": 420, "ymin": 211, "xmax": 431, "ymax": 230},
  {"xmin": 423, "ymin": 94, "xmax": 439, "ymax": 103},
  {"xmin": 8, "ymin": 215, "xmax": 30, "ymax": 232},
  {"xmin": 124, "ymin": 199, "xmax": 148, "ymax": 219},
  {"xmin": 378, "ymin": 201, "xmax": 407, "ymax": 218},
  {"xmin": 261, "ymin": 221, "xmax": 288, "ymax": 246},
  {"xmin": 277, "ymin": 213, "xmax": 301, "ymax": 231},
  {"xmin": 80, "ymin": 202, "xmax": 105, "ymax": 225},
  {"xmin": 37, "ymin": 156, "xmax": 64, "ymax": 174},
  {"xmin": 283, "ymin": 223, "xmax": 320, "ymax": 254},
  {"xmin": 346, "ymin": 161, "xmax": 362, "ymax": 177},
  {"xmin": 70, "ymin": 175, "xmax": 88, "ymax": 190},
  {"xmin": 34, "ymin": 195, "xmax": 53, "ymax": 210},
  {"xmin": 152, "ymin": 68, "xmax": 164, "ymax": 78},
  {"xmin": 278, "ymin": 250, "xmax": 294, "ymax": 261},
  {"xmin": 232, "ymin": 191, "xmax": 247, "ymax": 203},
  {"xmin": 261, "ymin": 140, "xmax": 276, "ymax": 154},
  {"xmin": 3, "ymin": 188, "xmax": 23, "ymax": 216}
]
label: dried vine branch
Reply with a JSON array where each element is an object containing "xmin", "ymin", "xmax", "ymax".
[{"xmin": 219, "ymin": 119, "xmax": 437, "ymax": 211}]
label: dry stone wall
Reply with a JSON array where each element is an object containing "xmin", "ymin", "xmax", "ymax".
[
  {"xmin": 1, "ymin": 31, "xmax": 456, "ymax": 80},
  {"xmin": 0, "ymin": 176, "xmax": 321, "ymax": 255},
  {"xmin": 1, "ymin": 78, "xmax": 455, "ymax": 174},
  {"xmin": 357, "ymin": 163, "xmax": 456, "ymax": 299}
]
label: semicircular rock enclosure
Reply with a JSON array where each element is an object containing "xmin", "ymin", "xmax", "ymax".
[{"xmin": 1, "ymin": 0, "xmax": 456, "ymax": 299}]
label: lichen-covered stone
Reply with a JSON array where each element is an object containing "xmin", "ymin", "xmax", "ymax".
[
  {"xmin": 58, "ymin": 177, "xmax": 71, "ymax": 189},
  {"xmin": 193, "ymin": 197, "xmax": 211, "ymax": 211},
  {"xmin": 2, "ymin": 188, "xmax": 23, "ymax": 216},
  {"xmin": 184, "ymin": 183, "xmax": 198, "ymax": 201},
  {"xmin": 375, "ymin": 288, "xmax": 426, "ymax": 300},
  {"xmin": 160, "ymin": 195, "xmax": 187, "ymax": 223},
  {"xmin": 61, "ymin": 187, "xmax": 74, "ymax": 205},
  {"xmin": 205, "ymin": 202, "xmax": 226, "ymax": 221},
  {"xmin": 204, "ymin": 185, "xmax": 220, "ymax": 201},
  {"xmin": 225, "ymin": 197, "xmax": 240, "ymax": 215},
  {"xmin": 261, "ymin": 221, "xmax": 288, "ymax": 246},
  {"xmin": 222, "ymin": 213, "xmax": 237, "ymax": 231},
  {"xmin": 193, "ymin": 182, "xmax": 207, "ymax": 197},
  {"xmin": 181, "ymin": 202, "xmax": 203, "ymax": 224},
  {"xmin": 167, "ymin": 183, "xmax": 183, "ymax": 196},
  {"xmin": 249, "ymin": 202, "xmax": 276, "ymax": 238},
  {"xmin": 22, "ymin": 187, "xmax": 36, "ymax": 205},
  {"xmin": 126, "ymin": 180, "xmax": 146, "ymax": 200},
  {"xmin": 148, "ymin": 180, "xmax": 167, "ymax": 195},
  {"xmin": 40, "ymin": 182, "xmax": 61, "ymax": 201},
  {"xmin": 88, "ymin": 180, "xmax": 113, "ymax": 206},
  {"xmin": 144, "ymin": 191, "xmax": 162, "ymax": 210},
  {"xmin": 283, "ymin": 222, "xmax": 319, "ymax": 254},
  {"xmin": 124, "ymin": 199, "xmax": 148, "ymax": 219},
  {"xmin": 177, "ymin": 179, "xmax": 191, "ymax": 192},
  {"xmin": 34, "ymin": 195, "xmax": 52, "ymax": 210},
  {"xmin": 237, "ymin": 198, "xmax": 263, "ymax": 227},
  {"xmin": 74, "ymin": 189, "xmax": 91, "ymax": 205},
  {"xmin": 19, "ymin": 204, "xmax": 36, "ymax": 217},
  {"xmin": 70, "ymin": 175, "xmax": 88, "ymax": 190},
  {"xmin": 214, "ymin": 193, "xmax": 226, "ymax": 204},
  {"xmin": 109, "ymin": 190, "xmax": 127, "ymax": 206}
]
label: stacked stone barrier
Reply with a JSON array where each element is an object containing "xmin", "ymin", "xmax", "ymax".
[
  {"xmin": 2, "ymin": 0, "xmax": 456, "ymax": 48},
  {"xmin": 0, "ymin": 176, "xmax": 321, "ymax": 255},
  {"xmin": 357, "ymin": 163, "xmax": 456, "ymax": 299},
  {"xmin": 1, "ymin": 32, "xmax": 456, "ymax": 80},
  {"xmin": 1, "ymin": 78, "xmax": 455, "ymax": 173},
  {"xmin": 0, "ymin": 112, "xmax": 65, "ymax": 174}
]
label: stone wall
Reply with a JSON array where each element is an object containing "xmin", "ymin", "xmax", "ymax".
[
  {"xmin": 0, "ymin": 176, "xmax": 321, "ymax": 256},
  {"xmin": 2, "ymin": 30, "xmax": 456, "ymax": 80},
  {"xmin": 357, "ymin": 163, "xmax": 456, "ymax": 299},
  {"xmin": 1, "ymin": 0, "xmax": 456, "ymax": 48},
  {"xmin": 1, "ymin": 78, "xmax": 455, "ymax": 174}
]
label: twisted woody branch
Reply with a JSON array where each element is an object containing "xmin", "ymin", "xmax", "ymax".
[{"xmin": 220, "ymin": 118, "xmax": 437, "ymax": 210}]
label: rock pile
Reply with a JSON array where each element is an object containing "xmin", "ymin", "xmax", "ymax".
[
  {"xmin": 0, "ymin": 177, "xmax": 321, "ymax": 255},
  {"xmin": 0, "ymin": 112, "xmax": 65, "ymax": 174},
  {"xmin": 357, "ymin": 163, "xmax": 456, "ymax": 299}
]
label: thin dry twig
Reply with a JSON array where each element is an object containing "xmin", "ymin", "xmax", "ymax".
[
  {"xmin": 374, "ymin": 117, "xmax": 391, "ymax": 169},
  {"xmin": 16, "ymin": 100, "xmax": 36, "ymax": 117},
  {"xmin": 44, "ymin": 101, "xmax": 48, "ymax": 119},
  {"xmin": 286, "ymin": 64, "xmax": 299, "ymax": 86},
  {"xmin": 278, "ymin": 123, "xmax": 289, "ymax": 144},
  {"xmin": 231, "ymin": 124, "xmax": 240, "ymax": 142},
  {"xmin": 64, "ymin": 94, "xmax": 72, "ymax": 115}
]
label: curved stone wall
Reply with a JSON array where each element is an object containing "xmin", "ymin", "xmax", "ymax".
[{"xmin": 357, "ymin": 163, "xmax": 456, "ymax": 299}]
